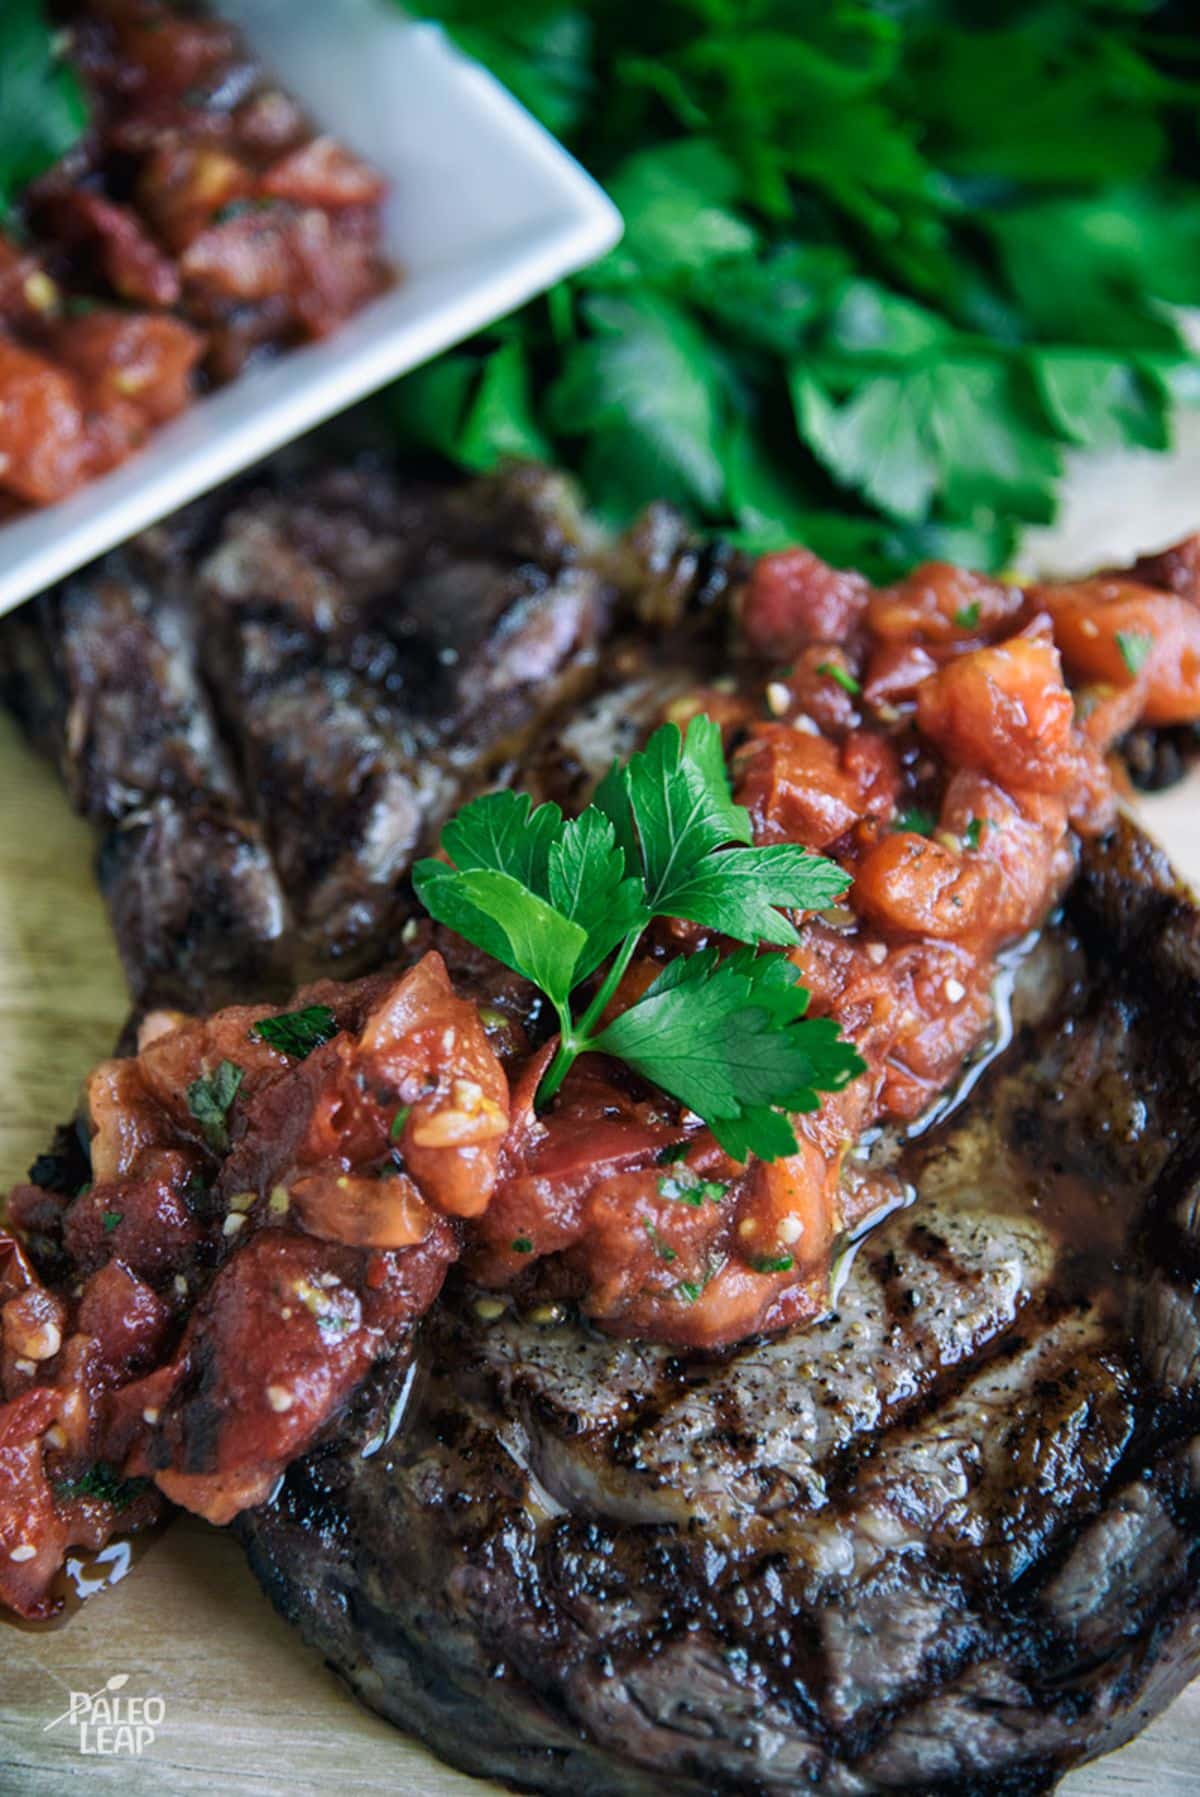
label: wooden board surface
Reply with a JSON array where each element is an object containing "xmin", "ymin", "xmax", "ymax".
[{"xmin": 2, "ymin": 708, "xmax": 1198, "ymax": 1795}]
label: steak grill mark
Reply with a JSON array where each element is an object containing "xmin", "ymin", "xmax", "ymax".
[
  {"xmin": 4, "ymin": 461, "xmax": 1200, "ymax": 1791},
  {"xmin": 1, "ymin": 462, "xmax": 725, "ymax": 1011},
  {"xmin": 227, "ymin": 826, "xmax": 1200, "ymax": 1797}
]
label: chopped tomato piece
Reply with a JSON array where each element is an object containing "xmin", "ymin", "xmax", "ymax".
[
  {"xmin": 261, "ymin": 137, "xmax": 387, "ymax": 209},
  {"xmin": 289, "ymin": 1171, "xmax": 432, "ymax": 1250},
  {"xmin": 869, "ymin": 563, "xmax": 1022, "ymax": 645},
  {"xmin": 125, "ymin": 1224, "xmax": 453, "ymax": 1524},
  {"xmin": 52, "ymin": 311, "xmax": 204, "ymax": 424},
  {"xmin": 740, "ymin": 546, "xmax": 870, "ymax": 656},
  {"xmin": 916, "ymin": 628, "xmax": 1080, "ymax": 794},
  {"xmin": 109, "ymin": 10, "xmax": 239, "ymax": 95},
  {"xmin": 0, "ymin": 336, "xmax": 94, "ymax": 504},
  {"xmin": 137, "ymin": 143, "xmax": 255, "ymax": 253},
  {"xmin": 36, "ymin": 191, "xmax": 181, "ymax": 309},
  {"xmin": 0, "ymin": 1388, "xmax": 66, "ymax": 1619},
  {"xmin": 1033, "ymin": 578, "xmax": 1200, "ymax": 728}
]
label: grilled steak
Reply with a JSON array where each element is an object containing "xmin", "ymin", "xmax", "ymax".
[
  {"xmin": 239, "ymin": 822, "xmax": 1200, "ymax": 1795},
  {"xmin": 5, "ymin": 456, "xmax": 1200, "ymax": 1789}
]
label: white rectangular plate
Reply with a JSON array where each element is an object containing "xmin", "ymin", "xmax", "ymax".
[{"xmin": 0, "ymin": 0, "xmax": 621, "ymax": 620}]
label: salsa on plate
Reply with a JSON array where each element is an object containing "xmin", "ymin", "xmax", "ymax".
[{"xmin": 3, "ymin": 530, "xmax": 1199, "ymax": 1617}]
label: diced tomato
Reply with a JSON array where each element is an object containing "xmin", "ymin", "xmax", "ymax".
[
  {"xmin": 233, "ymin": 89, "xmax": 309, "ymax": 158},
  {"xmin": 289, "ymin": 1171, "xmax": 432, "ymax": 1250},
  {"xmin": 64, "ymin": 1152, "xmax": 204, "ymax": 1280},
  {"xmin": 736, "ymin": 724, "xmax": 899, "ymax": 850},
  {"xmin": 52, "ymin": 311, "xmax": 204, "ymax": 425},
  {"xmin": 853, "ymin": 830, "xmax": 998, "ymax": 944},
  {"xmin": 137, "ymin": 143, "xmax": 255, "ymax": 253},
  {"xmin": 360, "ymin": 954, "xmax": 509, "ymax": 1218},
  {"xmin": 915, "ymin": 627, "xmax": 1080, "ymax": 794},
  {"xmin": 1032, "ymin": 578, "xmax": 1200, "ymax": 728},
  {"xmin": 76, "ymin": 1263, "xmax": 171, "ymax": 1381},
  {"xmin": 124, "ymin": 1224, "xmax": 452, "ymax": 1524},
  {"xmin": 260, "ymin": 137, "xmax": 387, "ymax": 209},
  {"xmin": 180, "ymin": 209, "xmax": 295, "ymax": 304},
  {"xmin": 740, "ymin": 546, "xmax": 870, "ymax": 657},
  {"xmin": 0, "ymin": 1387, "xmax": 65, "ymax": 1617},
  {"xmin": 869, "ymin": 563, "xmax": 1022, "ymax": 645},
  {"xmin": 862, "ymin": 639, "xmax": 939, "ymax": 710},
  {"xmin": 85, "ymin": 1056, "xmax": 179, "ymax": 1182},
  {"xmin": 0, "ymin": 336, "xmax": 94, "ymax": 504},
  {"xmin": 108, "ymin": 10, "xmax": 239, "ymax": 94},
  {"xmin": 37, "ymin": 192, "xmax": 181, "ymax": 309},
  {"xmin": 287, "ymin": 210, "xmax": 386, "ymax": 338}
]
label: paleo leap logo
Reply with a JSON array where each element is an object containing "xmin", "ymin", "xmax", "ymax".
[{"xmin": 43, "ymin": 1672, "xmax": 165, "ymax": 1755}]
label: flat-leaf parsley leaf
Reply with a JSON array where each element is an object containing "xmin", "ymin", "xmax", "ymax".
[
  {"xmin": 251, "ymin": 1004, "xmax": 337, "ymax": 1060},
  {"xmin": 414, "ymin": 718, "xmax": 864, "ymax": 1161},
  {"xmin": 0, "ymin": 1, "xmax": 89, "ymax": 223},
  {"xmin": 896, "ymin": 806, "xmax": 936, "ymax": 837},
  {"xmin": 186, "ymin": 1060, "xmax": 244, "ymax": 1154}
]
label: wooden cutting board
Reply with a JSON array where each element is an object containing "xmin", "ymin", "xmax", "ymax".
[{"xmin": 2, "ymin": 709, "xmax": 1198, "ymax": 1795}]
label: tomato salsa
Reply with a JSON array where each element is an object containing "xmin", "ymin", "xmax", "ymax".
[
  {"xmin": 0, "ymin": 0, "xmax": 388, "ymax": 511},
  {"xmin": 3, "ymin": 537, "xmax": 1200, "ymax": 1617}
]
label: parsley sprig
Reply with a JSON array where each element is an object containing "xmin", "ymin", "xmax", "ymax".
[{"xmin": 414, "ymin": 717, "xmax": 863, "ymax": 1160}]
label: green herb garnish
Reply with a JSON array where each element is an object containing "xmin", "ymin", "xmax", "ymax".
[
  {"xmin": 896, "ymin": 806, "xmax": 936, "ymax": 837},
  {"xmin": 963, "ymin": 816, "xmax": 985, "ymax": 851},
  {"xmin": 186, "ymin": 1060, "xmax": 244, "ymax": 1154},
  {"xmin": 643, "ymin": 1219, "xmax": 677, "ymax": 1263},
  {"xmin": 954, "ymin": 602, "xmax": 982, "ymax": 630},
  {"xmin": 390, "ymin": 3, "xmax": 1200, "ymax": 575},
  {"xmin": 251, "ymin": 1004, "xmax": 337, "ymax": 1060},
  {"xmin": 212, "ymin": 197, "xmax": 275, "ymax": 224},
  {"xmin": 413, "ymin": 717, "xmax": 863, "ymax": 1162},
  {"xmin": 1116, "ymin": 629, "xmax": 1154, "ymax": 675},
  {"xmin": 512, "ymin": 1236, "xmax": 534, "ymax": 1254},
  {"xmin": 674, "ymin": 1248, "xmax": 728, "ymax": 1305},
  {"xmin": 656, "ymin": 1140, "xmax": 691, "ymax": 1166},
  {"xmin": 390, "ymin": 1105, "xmax": 412, "ymax": 1143},
  {"xmin": 816, "ymin": 660, "xmax": 861, "ymax": 697},
  {"xmin": 0, "ymin": 1, "xmax": 89, "ymax": 224},
  {"xmin": 101, "ymin": 1210, "xmax": 122, "ymax": 1234},
  {"xmin": 657, "ymin": 1169, "xmax": 728, "ymax": 1207},
  {"xmin": 750, "ymin": 1253, "xmax": 795, "ymax": 1274},
  {"xmin": 55, "ymin": 1462, "xmax": 149, "ymax": 1509}
]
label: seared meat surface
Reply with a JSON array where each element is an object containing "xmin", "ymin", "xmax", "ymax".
[
  {"xmin": 240, "ymin": 824, "xmax": 1200, "ymax": 1796},
  {"xmin": 1, "ymin": 459, "xmax": 687, "ymax": 1005},
  {"xmin": 3, "ymin": 522, "xmax": 289, "ymax": 1007},
  {"xmin": 196, "ymin": 465, "xmax": 613, "ymax": 968},
  {"xmin": 4, "ymin": 461, "xmax": 1200, "ymax": 1789}
]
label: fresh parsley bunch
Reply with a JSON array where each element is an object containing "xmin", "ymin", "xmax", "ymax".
[
  {"xmin": 394, "ymin": 0, "xmax": 1200, "ymax": 576},
  {"xmin": 413, "ymin": 716, "xmax": 864, "ymax": 1161}
]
